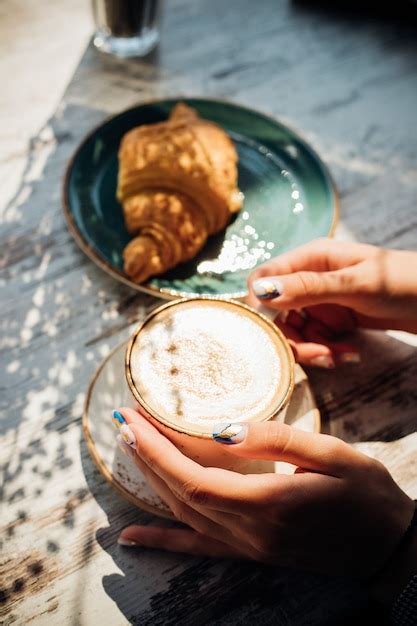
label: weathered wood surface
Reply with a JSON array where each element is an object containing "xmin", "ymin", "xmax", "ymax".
[{"xmin": 1, "ymin": 0, "xmax": 417, "ymax": 624}]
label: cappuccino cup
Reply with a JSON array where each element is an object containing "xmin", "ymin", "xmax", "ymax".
[{"xmin": 125, "ymin": 297, "xmax": 294, "ymax": 473}]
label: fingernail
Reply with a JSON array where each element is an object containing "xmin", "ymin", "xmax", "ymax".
[
  {"xmin": 339, "ymin": 352, "xmax": 361, "ymax": 364},
  {"xmin": 112, "ymin": 410, "xmax": 136, "ymax": 450},
  {"xmin": 116, "ymin": 434, "xmax": 135, "ymax": 458},
  {"xmin": 118, "ymin": 536, "xmax": 140, "ymax": 547},
  {"xmin": 212, "ymin": 422, "xmax": 247, "ymax": 444},
  {"xmin": 310, "ymin": 355, "xmax": 335, "ymax": 369},
  {"xmin": 119, "ymin": 424, "xmax": 136, "ymax": 450},
  {"xmin": 112, "ymin": 409, "xmax": 126, "ymax": 428},
  {"xmin": 252, "ymin": 278, "xmax": 283, "ymax": 300}
]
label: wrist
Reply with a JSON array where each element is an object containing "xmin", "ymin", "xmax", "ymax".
[{"xmin": 368, "ymin": 499, "xmax": 417, "ymax": 607}]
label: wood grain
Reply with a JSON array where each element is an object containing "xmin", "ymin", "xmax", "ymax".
[{"xmin": 1, "ymin": 0, "xmax": 416, "ymax": 624}]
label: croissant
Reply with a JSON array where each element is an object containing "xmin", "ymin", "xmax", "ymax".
[{"xmin": 117, "ymin": 103, "xmax": 242, "ymax": 283}]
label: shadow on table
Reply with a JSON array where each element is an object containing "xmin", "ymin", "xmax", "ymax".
[
  {"xmin": 78, "ymin": 317, "xmax": 416, "ymax": 626},
  {"xmin": 307, "ymin": 329, "xmax": 417, "ymax": 443},
  {"xmin": 80, "ymin": 432, "xmax": 379, "ymax": 626}
]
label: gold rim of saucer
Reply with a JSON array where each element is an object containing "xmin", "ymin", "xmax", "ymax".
[
  {"xmin": 83, "ymin": 339, "xmax": 319, "ymax": 519},
  {"xmin": 83, "ymin": 341, "xmax": 173, "ymax": 519},
  {"xmin": 125, "ymin": 296, "xmax": 295, "ymax": 439}
]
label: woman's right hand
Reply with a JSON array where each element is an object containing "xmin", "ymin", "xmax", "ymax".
[{"xmin": 246, "ymin": 239, "xmax": 417, "ymax": 368}]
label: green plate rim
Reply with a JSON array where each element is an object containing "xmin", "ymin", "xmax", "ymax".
[{"xmin": 62, "ymin": 96, "xmax": 340, "ymax": 300}]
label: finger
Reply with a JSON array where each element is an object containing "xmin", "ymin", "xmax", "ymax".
[
  {"xmin": 301, "ymin": 316, "xmax": 333, "ymax": 340},
  {"xmin": 130, "ymin": 447, "xmax": 262, "ymax": 559},
  {"xmin": 273, "ymin": 317, "xmax": 304, "ymax": 343},
  {"xmin": 142, "ymin": 464, "xmax": 235, "ymax": 545},
  {"xmin": 211, "ymin": 421, "xmax": 361, "ymax": 477},
  {"xmin": 134, "ymin": 451, "xmax": 241, "ymax": 546},
  {"xmin": 244, "ymin": 287, "xmax": 262, "ymax": 310},
  {"xmin": 286, "ymin": 309, "xmax": 306, "ymax": 330},
  {"xmin": 273, "ymin": 318, "xmax": 335, "ymax": 368},
  {"xmin": 302, "ymin": 319, "xmax": 360, "ymax": 364},
  {"xmin": 248, "ymin": 238, "xmax": 376, "ymax": 286},
  {"xmin": 293, "ymin": 342, "xmax": 336, "ymax": 368},
  {"xmin": 284, "ymin": 308, "xmax": 359, "ymax": 365},
  {"xmin": 117, "ymin": 434, "xmax": 202, "ymax": 524},
  {"xmin": 304, "ymin": 304, "xmax": 357, "ymax": 334},
  {"xmin": 251, "ymin": 266, "xmax": 358, "ymax": 311},
  {"xmin": 118, "ymin": 526, "xmax": 248, "ymax": 559},
  {"xmin": 120, "ymin": 408, "xmax": 285, "ymax": 513}
]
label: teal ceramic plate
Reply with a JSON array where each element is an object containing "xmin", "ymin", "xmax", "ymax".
[{"xmin": 63, "ymin": 98, "xmax": 338, "ymax": 299}]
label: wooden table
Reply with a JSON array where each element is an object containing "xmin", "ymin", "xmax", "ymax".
[{"xmin": 2, "ymin": 1, "xmax": 416, "ymax": 623}]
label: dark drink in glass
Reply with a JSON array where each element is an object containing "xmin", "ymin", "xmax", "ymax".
[{"xmin": 92, "ymin": 0, "xmax": 161, "ymax": 57}]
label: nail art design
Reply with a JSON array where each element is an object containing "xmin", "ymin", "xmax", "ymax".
[
  {"xmin": 212, "ymin": 422, "xmax": 247, "ymax": 444},
  {"xmin": 112, "ymin": 410, "xmax": 136, "ymax": 449},
  {"xmin": 119, "ymin": 424, "xmax": 136, "ymax": 449},
  {"xmin": 118, "ymin": 537, "xmax": 140, "ymax": 547},
  {"xmin": 310, "ymin": 355, "xmax": 335, "ymax": 369},
  {"xmin": 339, "ymin": 352, "xmax": 361, "ymax": 364},
  {"xmin": 252, "ymin": 278, "xmax": 283, "ymax": 300},
  {"xmin": 116, "ymin": 434, "xmax": 135, "ymax": 458},
  {"xmin": 112, "ymin": 409, "xmax": 126, "ymax": 428}
]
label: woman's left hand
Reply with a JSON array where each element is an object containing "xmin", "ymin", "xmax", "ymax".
[{"xmin": 115, "ymin": 408, "xmax": 414, "ymax": 577}]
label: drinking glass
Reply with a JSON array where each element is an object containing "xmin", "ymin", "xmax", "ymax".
[{"xmin": 92, "ymin": 0, "xmax": 161, "ymax": 58}]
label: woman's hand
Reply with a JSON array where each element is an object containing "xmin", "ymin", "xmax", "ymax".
[
  {"xmin": 116, "ymin": 408, "xmax": 414, "ymax": 578},
  {"xmin": 246, "ymin": 239, "xmax": 417, "ymax": 368}
]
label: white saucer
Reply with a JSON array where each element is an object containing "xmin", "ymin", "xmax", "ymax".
[{"xmin": 83, "ymin": 340, "xmax": 320, "ymax": 519}]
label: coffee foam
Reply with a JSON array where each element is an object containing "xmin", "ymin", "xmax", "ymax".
[{"xmin": 129, "ymin": 301, "xmax": 282, "ymax": 429}]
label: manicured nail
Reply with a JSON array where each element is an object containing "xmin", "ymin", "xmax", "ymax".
[
  {"xmin": 212, "ymin": 422, "xmax": 247, "ymax": 444},
  {"xmin": 119, "ymin": 424, "xmax": 136, "ymax": 450},
  {"xmin": 252, "ymin": 278, "xmax": 283, "ymax": 300},
  {"xmin": 339, "ymin": 352, "xmax": 361, "ymax": 364},
  {"xmin": 112, "ymin": 411, "xmax": 136, "ymax": 449},
  {"xmin": 112, "ymin": 409, "xmax": 126, "ymax": 428},
  {"xmin": 118, "ymin": 536, "xmax": 140, "ymax": 547},
  {"xmin": 310, "ymin": 355, "xmax": 335, "ymax": 369},
  {"xmin": 116, "ymin": 434, "xmax": 135, "ymax": 458}
]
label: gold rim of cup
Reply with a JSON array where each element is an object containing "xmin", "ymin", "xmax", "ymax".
[{"xmin": 125, "ymin": 297, "xmax": 295, "ymax": 439}]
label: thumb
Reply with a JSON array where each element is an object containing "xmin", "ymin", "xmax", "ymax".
[
  {"xmin": 212, "ymin": 421, "xmax": 361, "ymax": 477},
  {"xmin": 251, "ymin": 267, "xmax": 356, "ymax": 310}
]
